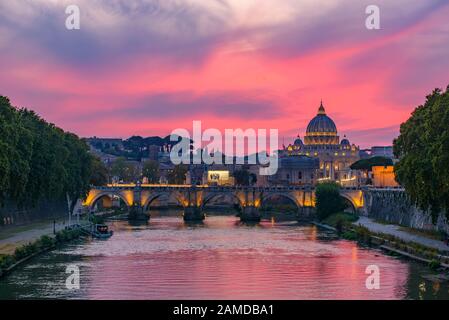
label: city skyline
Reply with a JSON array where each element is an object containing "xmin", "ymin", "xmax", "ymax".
[{"xmin": 1, "ymin": 1, "xmax": 449, "ymax": 148}]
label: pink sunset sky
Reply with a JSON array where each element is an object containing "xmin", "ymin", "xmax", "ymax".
[{"xmin": 1, "ymin": 0, "xmax": 449, "ymax": 148}]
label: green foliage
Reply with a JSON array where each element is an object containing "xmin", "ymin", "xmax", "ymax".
[
  {"xmin": 428, "ymin": 259, "xmax": 441, "ymax": 270},
  {"xmin": 55, "ymin": 229, "xmax": 82, "ymax": 243},
  {"xmin": 113, "ymin": 135, "xmax": 181, "ymax": 160},
  {"xmin": 89, "ymin": 215, "xmax": 105, "ymax": 225},
  {"xmin": 36, "ymin": 235, "xmax": 56, "ymax": 249},
  {"xmin": 315, "ymin": 182, "xmax": 346, "ymax": 221},
  {"xmin": 350, "ymin": 156, "xmax": 393, "ymax": 171},
  {"xmin": 233, "ymin": 167, "xmax": 257, "ymax": 186},
  {"xmin": 14, "ymin": 242, "xmax": 38, "ymax": 260},
  {"xmin": 341, "ymin": 230, "xmax": 357, "ymax": 241},
  {"xmin": 354, "ymin": 225, "xmax": 372, "ymax": 244},
  {"xmin": 0, "ymin": 228, "xmax": 82, "ymax": 274},
  {"xmin": 142, "ymin": 160, "xmax": 160, "ymax": 183},
  {"xmin": 0, "ymin": 96, "xmax": 94, "ymax": 207},
  {"xmin": 89, "ymin": 156, "xmax": 109, "ymax": 186},
  {"xmin": 0, "ymin": 255, "xmax": 16, "ymax": 271},
  {"xmin": 393, "ymin": 86, "xmax": 449, "ymax": 221},
  {"xmin": 167, "ymin": 164, "xmax": 188, "ymax": 184},
  {"xmin": 110, "ymin": 157, "xmax": 140, "ymax": 183},
  {"xmin": 322, "ymin": 212, "xmax": 358, "ymax": 233}
]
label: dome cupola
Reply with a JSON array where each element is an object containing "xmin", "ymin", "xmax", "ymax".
[
  {"xmin": 304, "ymin": 101, "xmax": 339, "ymax": 145},
  {"xmin": 306, "ymin": 101, "xmax": 337, "ymax": 134},
  {"xmin": 294, "ymin": 135, "xmax": 303, "ymax": 146},
  {"xmin": 341, "ymin": 135, "xmax": 350, "ymax": 145},
  {"xmin": 340, "ymin": 135, "xmax": 350, "ymax": 149}
]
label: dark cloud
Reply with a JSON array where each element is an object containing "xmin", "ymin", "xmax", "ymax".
[
  {"xmin": 2, "ymin": 0, "xmax": 447, "ymax": 71},
  {"xmin": 80, "ymin": 90, "xmax": 285, "ymax": 121},
  {"xmin": 0, "ymin": 0, "xmax": 231, "ymax": 69},
  {"xmin": 258, "ymin": 0, "xmax": 448, "ymax": 58}
]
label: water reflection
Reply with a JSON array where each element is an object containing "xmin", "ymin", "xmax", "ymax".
[{"xmin": 0, "ymin": 214, "xmax": 448, "ymax": 300}]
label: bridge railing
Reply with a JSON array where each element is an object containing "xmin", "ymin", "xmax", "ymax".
[
  {"xmin": 91, "ymin": 184, "xmax": 320, "ymax": 192},
  {"xmin": 91, "ymin": 184, "xmax": 405, "ymax": 193}
]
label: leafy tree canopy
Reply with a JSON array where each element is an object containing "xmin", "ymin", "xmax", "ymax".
[
  {"xmin": 0, "ymin": 96, "xmax": 95, "ymax": 208},
  {"xmin": 167, "ymin": 164, "xmax": 188, "ymax": 185},
  {"xmin": 315, "ymin": 181, "xmax": 347, "ymax": 221},
  {"xmin": 393, "ymin": 86, "xmax": 449, "ymax": 220},
  {"xmin": 110, "ymin": 157, "xmax": 140, "ymax": 183},
  {"xmin": 350, "ymin": 156, "xmax": 393, "ymax": 171},
  {"xmin": 233, "ymin": 167, "xmax": 257, "ymax": 186},
  {"xmin": 142, "ymin": 160, "xmax": 160, "ymax": 183}
]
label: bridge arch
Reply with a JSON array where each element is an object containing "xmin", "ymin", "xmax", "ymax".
[
  {"xmin": 340, "ymin": 189, "xmax": 364, "ymax": 214},
  {"xmin": 259, "ymin": 192, "xmax": 301, "ymax": 210},
  {"xmin": 201, "ymin": 192, "xmax": 244, "ymax": 209},
  {"xmin": 142, "ymin": 193, "xmax": 165, "ymax": 211},
  {"xmin": 340, "ymin": 194, "xmax": 358, "ymax": 214},
  {"xmin": 88, "ymin": 191, "xmax": 131, "ymax": 212},
  {"xmin": 142, "ymin": 192, "xmax": 182, "ymax": 210}
]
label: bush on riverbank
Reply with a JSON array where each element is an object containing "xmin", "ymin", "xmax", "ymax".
[
  {"xmin": 0, "ymin": 228, "xmax": 83, "ymax": 276},
  {"xmin": 429, "ymin": 259, "xmax": 441, "ymax": 270},
  {"xmin": 322, "ymin": 212, "xmax": 358, "ymax": 233},
  {"xmin": 14, "ymin": 242, "xmax": 38, "ymax": 260},
  {"xmin": 340, "ymin": 225, "xmax": 372, "ymax": 244},
  {"xmin": 0, "ymin": 254, "xmax": 15, "ymax": 272},
  {"xmin": 55, "ymin": 228, "xmax": 82, "ymax": 243},
  {"xmin": 89, "ymin": 215, "xmax": 105, "ymax": 225},
  {"xmin": 339, "ymin": 223, "xmax": 449, "ymax": 267},
  {"xmin": 315, "ymin": 182, "xmax": 346, "ymax": 221}
]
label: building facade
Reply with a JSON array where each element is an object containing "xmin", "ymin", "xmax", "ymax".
[
  {"xmin": 282, "ymin": 102, "xmax": 360, "ymax": 186},
  {"xmin": 267, "ymin": 155, "xmax": 319, "ymax": 185},
  {"xmin": 371, "ymin": 165, "xmax": 399, "ymax": 187}
]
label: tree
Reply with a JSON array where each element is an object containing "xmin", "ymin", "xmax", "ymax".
[
  {"xmin": 89, "ymin": 156, "xmax": 109, "ymax": 186},
  {"xmin": 394, "ymin": 86, "xmax": 449, "ymax": 221},
  {"xmin": 350, "ymin": 156, "xmax": 393, "ymax": 170},
  {"xmin": 0, "ymin": 96, "xmax": 94, "ymax": 209},
  {"xmin": 110, "ymin": 157, "xmax": 140, "ymax": 183},
  {"xmin": 142, "ymin": 160, "xmax": 160, "ymax": 183},
  {"xmin": 167, "ymin": 164, "xmax": 187, "ymax": 184},
  {"xmin": 233, "ymin": 167, "xmax": 256, "ymax": 186},
  {"xmin": 315, "ymin": 181, "xmax": 346, "ymax": 221}
]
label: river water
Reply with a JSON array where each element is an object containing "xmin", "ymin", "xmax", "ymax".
[{"xmin": 1, "ymin": 212, "xmax": 448, "ymax": 300}]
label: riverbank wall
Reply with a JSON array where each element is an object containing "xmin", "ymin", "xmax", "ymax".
[
  {"xmin": 363, "ymin": 189, "xmax": 449, "ymax": 234},
  {"xmin": 0, "ymin": 199, "xmax": 68, "ymax": 227}
]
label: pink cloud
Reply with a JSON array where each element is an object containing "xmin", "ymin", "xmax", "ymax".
[{"xmin": 1, "ymin": 0, "xmax": 449, "ymax": 148}]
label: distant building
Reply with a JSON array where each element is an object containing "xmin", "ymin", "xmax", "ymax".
[
  {"xmin": 370, "ymin": 146, "xmax": 394, "ymax": 159},
  {"xmin": 371, "ymin": 165, "xmax": 399, "ymax": 187},
  {"xmin": 158, "ymin": 162, "xmax": 175, "ymax": 184},
  {"xmin": 268, "ymin": 155, "xmax": 319, "ymax": 185},
  {"xmin": 282, "ymin": 101, "xmax": 360, "ymax": 186},
  {"xmin": 148, "ymin": 144, "xmax": 161, "ymax": 161},
  {"xmin": 206, "ymin": 170, "xmax": 234, "ymax": 186}
]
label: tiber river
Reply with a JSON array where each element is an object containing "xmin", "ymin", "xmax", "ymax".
[{"xmin": 1, "ymin": 211, "xmax": 448, "ymax": 300}]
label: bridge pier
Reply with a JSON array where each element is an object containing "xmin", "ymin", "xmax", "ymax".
[
  {"xmin": 128, "ymin": 206, "xmax": 149, "ymax": 222},
  {"xmin": 183, "ymin": 206, "xmax": 205, "ymax": 221},
  {"xmin": 297, "ymin": 206, "xmax": 314, "ymax": 222},
  {"xmin": 240, "ymin": 206, "xmax": 261, "ymax": 222}
]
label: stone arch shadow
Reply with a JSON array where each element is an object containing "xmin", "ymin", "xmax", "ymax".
[
  {"xmin": 340, "ymin": 194, "xmax": 357, "ymax": 214},
  {"xmin": 201, "ymin": 192, "xmax": 244, "ymax": 211},
  {"xmin": 142, "ymin": 191, "xmax": 187, "ymax": 212},
  {"xmin": 88, "ymin": 191, "xmax": 131, "ymax": 213},
  {"xmin": 259, "ymin": 192, "xmax": 302, "ymax": 215}
]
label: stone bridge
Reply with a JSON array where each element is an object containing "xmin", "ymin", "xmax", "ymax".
[{"xmin": 83, "ymin": 184, "xmax": 365, "ymax": 222}]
